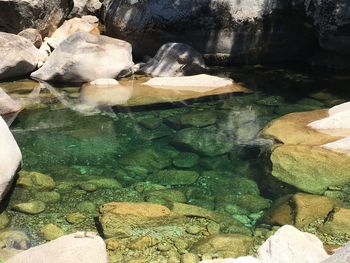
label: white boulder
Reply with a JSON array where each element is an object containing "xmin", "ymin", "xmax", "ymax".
[
  {"xmin": 0, "ymin": 89, "xmax": 22, "ymax": 115},
  {"xmin": 0, "ymin": 116, "xmax": 22, "ymax": 200},
  {"xmin": 328, "ymin": 101, "xmax": 350, "ymax": 116},
  {"xmin": 321, "ymin": 241, "xmax": 350, "ymax": 263},
  {"xmin": 257, "ymin": 225, "xmax": 329, "ymax": 263},
  {"xmin": 31, "ymin": 32, "xmax": 134, "ymax": 83},
  {"xmin": 7, "ymin": 233, "xmax": 108, "ymax": 263},
  {"xmin": 0, "ymin": 32, "xmax": 39, "ymax": 80}
]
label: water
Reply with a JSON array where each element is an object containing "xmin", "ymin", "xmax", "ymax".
[{"xmin": 2, "ymin": 65, "xmax": 350, "ymax": 257}]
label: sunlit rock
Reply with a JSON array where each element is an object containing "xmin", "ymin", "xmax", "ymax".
[
  {"xmin": 139, "ymin": 42, "xmax": 206, "ymax": 77},
  {"xmin": 257, "ymin": 225, "xmax": 329, "ymax": 263},
  {"xmin": 31, "ymin": 32, "xmax": 133, "ymax": 83},
  {"xmin": 321, "ymin": 241, "xmax": 350, "ymax": 263},
  {"xmin": 13, "ymin": 201, "xmax": 46, "ymax": 215},
  {"xmin": 18, "ymin": 28, "xmax": 42, "ymax": 48},
  {"xmin": 319, "ymin": 208, "xmax": 350, "ymax": 236},
  {"xmin": 0, "ymin": 32, "xmax": 39, "ymax": 80},
  {"xmin": 45, "ymin": 16, "xmax": 100, "ymax": 50},
  {"xmin": 7, "ymin": 233, "xmax": 108, "ymax": 263},
  {"xmin": 69, "ymin": 0, "xmax": 102, "ymax": 17},
  {"xmin": 0, "ymin": 117, "xmax": 22, "ymax": 201}
]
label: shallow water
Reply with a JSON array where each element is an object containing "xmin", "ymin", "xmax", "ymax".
[{"xmin": 3, "ymin": 65, "xmax": 350, "ymax": 249}]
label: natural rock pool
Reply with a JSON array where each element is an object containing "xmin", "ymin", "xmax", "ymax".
[{"xmin": 2, "ymin": 65, "xmax": 350, "ymax": 262}]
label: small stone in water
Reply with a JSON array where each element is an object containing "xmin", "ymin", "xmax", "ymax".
[
  {"xmin": 66, "ymin": 212, "xmax": 86, "ymax": 224},
  {"xmin": 79, "ymin": 182, "xmax": 97, "ymax": 192},
  {"xmin": 206, "ymin": 222, "xmax": 220, "ymax": 235},
  {"xmin": 35, "ymin": 191, "xmax": 61, "ymax": 203},
  {"xmin": 173, "ymin": 152, "xmax": 199, "ymax": 168},
  {"xmin": 181, "ymin": 253, "xmax": 199, "ymax": 263},
  {"xmin": 13, "ymin": 201, "xmax": 46, "ymax": 214},
  {"xmin": 186, "ymin": 225, "xmax": 202, "ymax": 235},
  {"xmin": 157, "ymin": 242, "xmax": 172, "ymax": 252},
  {"xmin": 77, "ymin": 201, "xmax": 97, "ymax": 213},
  {"xmin": 41, "ymin": 223, "xmax": 65, "ymax": 241}
]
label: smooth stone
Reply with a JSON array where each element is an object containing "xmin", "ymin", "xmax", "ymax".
[
  {"xmin": 257, "ymin": 225, "xmax": 329, "ymax": 263},
  {"xmin": 77, "ymin": 201, "xmax": 97, "ymax": 213},
  {"xmin": 328, "ymin": 101, "xmax": 350, "ymax": 116},
  {"xmin": 144, "ymin": 189, "xmax": 187, "ymax": 204},
  {"xmin": 66, "ymin": 212, "xmax": 86, "ymax": 224},
  {"xmin": 13, "ymin": 201, "xmax": 46, "ymax": 215},
  {"xmin": 17, "ymin": 171, "xmax": 55, "ymax": 191},
  {"xmin": 217, "ymin": 195, "xmax": 271, "ymax": 213},
  {"xmin": 191, "ymin": 234, "xmax": 254, "ymax": 259},
  {"xmin": 150, "ymin": 169, "xmax": 199, "ymax": 186},
  {"xmin": 86, "ymin": 178, "xmax": 121, "ymax": 189},
  {"xmin": 0, "ymin": 88, "xmax": 22, "ymax": 115},
  {"xmin": 0, "ymin": 229, "xmax": 30, "ymax": 249},
  {"xmin": 7, "ymin": 233, "xmax": 108, "ymax": 263},
  {"xmin": 173, "ymin": 152, "xmax": 199, "ymax": 168},
  {"xmin": 181, "ymin": 253, "xmax": 200, "ymax": 263},
  {"xmin": 0, "ymin": 212, "xmax": 10, "ymax": 229},
  {"xmin": 35, "ymin": 191, "xmax": 61, "ymax": 203},
  {"xmin": 0, "ymin": 116, "xmax": 22, "ymax": 201},
  {"xmin": 31, "ymin": 32, "xmax": 133, "ymax": 83},
  {"xmin": 139, "ymin": 42, "xmax": 205, "ymax": 77},
  {"xmin": 170, "ymin": 202, "xmax": 221, "ymax": 222},
  {"xmin": 41, "ymin": 224, "xmax": 65, "ymax": 241},
  {"xmin": 79, "ymin": 182, "xmax": 97, "ymax": 192},
  {"xmin": 172, "ymin": 127, "xmax": 234, "ymax": 156},
  {"xmin": 321, "ymin": 137, "xmax": 350, "ymax": 154},
  {"xmin": 143, "ymin": 74, "xmax": 241, "ymax": 92}
]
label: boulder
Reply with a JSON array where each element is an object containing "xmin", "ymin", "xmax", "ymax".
[
  {"xmin": 31, "ymin": 32, "xmax": 133, "ymax": 83},
  {"xmin": 0, "ymin": 32, "xmax": 39, "ymax": 80},
  {"xmin": 257, "ymin": 225, "xmax": 329, "ymax": 263},
  {"xmin": 319, "ymin": 208, "xmax": 350, "ymax": 235},
  {"xmin": 271, "ymin": 145, "xmax": 350, "ymax": 194},
  {"xmin": 18, "ymin": 28, "xmax": 42, "ymax": 48},
  {"xmin": 172, "ymin": 126, "xmax": 234, "ymax": 156},
  {"xmin": 103, "ymin": 0, "xmax": 316, "ymax": 65},
  {"xmin": 16, "ymin": 171, "xmax": 55, "ymax": 190},
  {"xmin": 0, "ymin": 89, "xmax": 22, "ymax": 115},
  {"xmin": 0, "ymin": 0, "xmax": 73, "ymax": 36},
  {"xmin": 139, "ymin": 43, "xmax": 206, "ymax": 77},
  {"xmin": 7, "ymin": 233, "xmax": 108, "ymax": 263},
  {"xmin": 45, "ymin": 16, "xmax": 100, "ymax": 50},
  {"xmin": 321, "ymin": 241, "xmax": 350, "ymax": 263},
  {"xmin": 0, "ymin": 117, "xmax": 22, "ymax": 201},
  {"xmin": 69, "ymin": 0, "xmax": 102, "ymax": 17}
]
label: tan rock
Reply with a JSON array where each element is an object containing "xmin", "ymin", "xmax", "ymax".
[
  {"xmin": 319, "ymin": 208, "xmax": 350, "ymax": 235},
  {"xmin": 41, "ymin": 224, "xmax": 65, "ymax": 241},
  {"xmin": 17, "ymin": 171, "xmax": 55, "ymax": 190},
  {"xmin": 170, "ymin": 203, "xmax": 220, "ymax": 222},
  {"xmin": 262, "ymin": 195, "xmax": 293, "ymax": 226},
  {"xmin": 191, "ymin": 234, "xmax": 254, "ymax": 258},
  {"xmin": 292, "ymin": 193, "xmax": 338, "ymax": 228},
  {"xmin": 262, "ymin": 109, "xmax": 339, "ymax": 145}
]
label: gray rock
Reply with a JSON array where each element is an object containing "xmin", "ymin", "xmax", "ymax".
[
  {"xmin": 18, "ymin": 28, "xmax": 42, "ymax": 48},
  {"xmin": 139, "ymin": 43, "xmax": 206, "ymax": 77},
  {"xmin": 104, "ymin": 0, "xmax": 316, "ymax": 65},
  {"xmin": 0, "ymin": 116, "xmax": 22, "ymax": 201},
  {"xmin": 0, "ymin": 32, "xmax": 39, "ymax": 80},
  {"xmin": 31, "ymin": 32, "xmax": 133, "ymax": 83},
  {"xmin": 0, "ymin": 0, "xmax": 73, "ymax": 36},
  {"xmin": 321, "ymin": 241, "xmax": 350, "ymax": 263}
]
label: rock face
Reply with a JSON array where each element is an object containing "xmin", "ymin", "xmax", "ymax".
[
  {"xmin": 257, "ymin": 225, "xmax": 329, "ymax": 263},
  {"xmin": 7, "ymin": 233, "xmax": 108, "ymax": 263},
  {"xmin": 0, "ymin": 32, "xmax": 39, "ymax": 80},
  {"xmin": 305, "ymin": 0, "xmax": 350, "ymax": 56},
  {"xmin": 0, "ymin": 117, "xmax": 22, "ymax": 201},
  {"xmin": 31, "ymin": 32, "xmax": 133, "ymax": 83},
  {"xmin": 104, "ymin": 0, "xmax": 316, "ymax": 64},
  {"xmin": 0, "ymin": 0, "xmax": 73, "ymax": 36},
  {"xmin": 139, "ymin": 43, "xmax": 206, "ymax": 77}
]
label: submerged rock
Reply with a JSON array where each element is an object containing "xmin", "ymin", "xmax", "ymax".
[
  {"xmin": 0, "ymin": 117, "xmax": 22, "ymax": 201},
  {"xmin": 7, "ymin": 233, "xmax": 108, "ymax": 263},
  {"xmin": 173, "ymin": 126, "xmax": 234, "ymax": 156},
  {"xmin": 139, "ymin": 43, "xmax": 206, "ymax": 77},
  {"xmin": 150, "ymin": 169, "xmax": 199, "ymax": 186},
  {"xmin": 17, "ymin": 171, "xmax": 55, "ymax": 191},
  {"xmin": 40, "ymin": 224, "xmax": 65, "ymax": 241},
  {"xmin": 166, "ymin": 111, "xmax": 217, "ymax": 128},
  {"xmin": 0, "ymin": 229, "xmax": 30, "ymax": 250},
  {"xmin": 31, "ymin": 32, "xmax": 133, "ymax": 83},
  {"xmin": 0, "ymin": 32, "xmax": 39, "ymax": 80},
  {"xmin": 13, "ymin": 201, "xmax": 46, "ymax": 215},
  {"xmin": 191, "ymin": 234, "xmax": 254, "ymax": 259},
  {"xmin": 257, "ymin": 225, "xmax": 328, "ymax": 263},
  {"xmin": 0, "ymin": 0, "xmax": 73, "ymax": 36}
]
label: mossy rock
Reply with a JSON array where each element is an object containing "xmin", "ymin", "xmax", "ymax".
[
  {"xmin": 172, "ymin": 152, "xmax": 199, "ymax": 168},
  {"xmin": 13, "ymin": 201, "xmax": 46, "ymax": 214},
  {"xmin": 144, "ymin": 189, "xmax": 187, "ymax": 204},
  {"xmin": 165, "ymin": 111, "xmax": 217, "ymax": 128},
  {"xmin": 34, "ymin": 191, "xmax": 61, "ymax": 203},
  {"xmin": 17, "ymin": 171, "xmax": 55, "ymax": 191},
  {"xmin": 150, "ymin": 169, "xmax": 199, "ymax": 186},
  {"xmin": 217, "ymin": 194, "xmax": 271, "ymax": 213},
  {"xmin": 40, "ymin": 224, "xmax": 65, "ymax": 241}
]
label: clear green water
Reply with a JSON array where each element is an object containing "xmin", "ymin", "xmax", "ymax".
[{"xmin": 3, "ymin": 65, "xmax": 350, "ymax": 248}]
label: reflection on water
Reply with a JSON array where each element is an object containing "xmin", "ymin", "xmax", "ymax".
[{"xmin": 2, "ymin": 65, "xmax": 350, "ymax": 258}]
